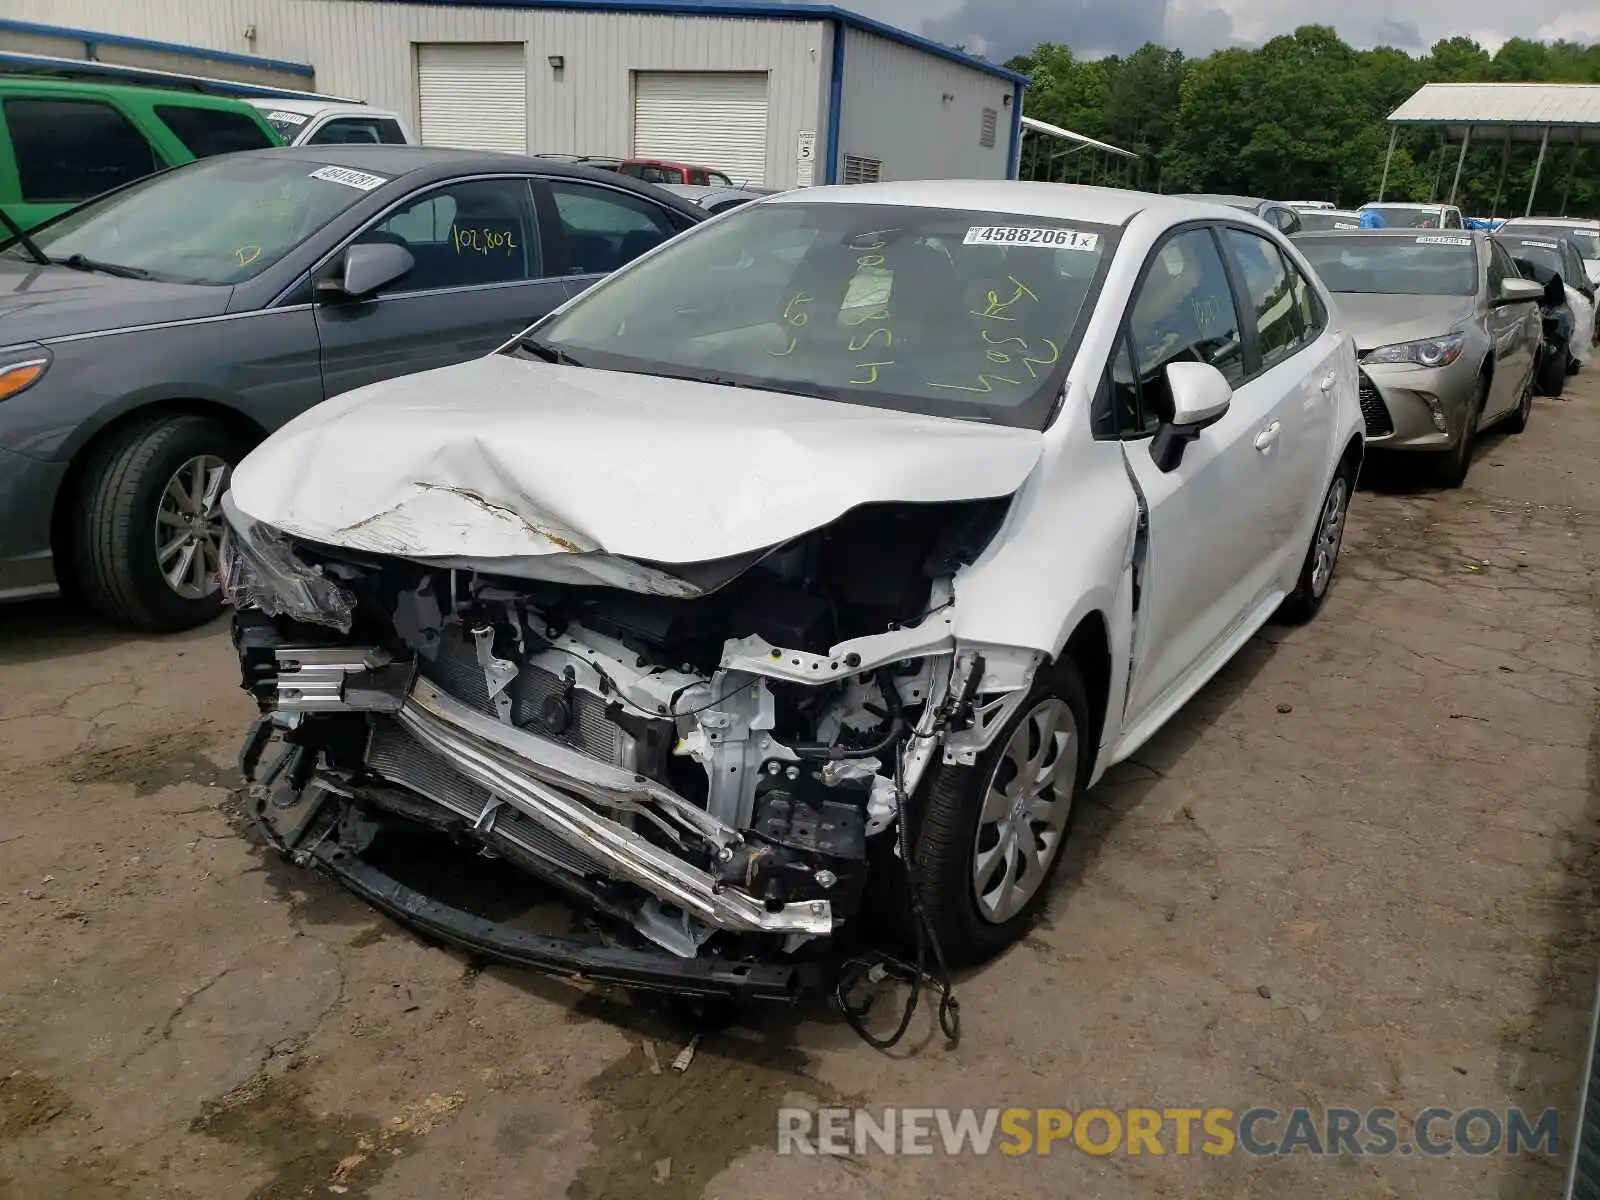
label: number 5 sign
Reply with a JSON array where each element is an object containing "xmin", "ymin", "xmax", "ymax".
[{"xmin": 797, "ymin": 130, "xmax": 817, "ymax": 162}]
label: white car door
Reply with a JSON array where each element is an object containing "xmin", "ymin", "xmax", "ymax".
[
  {"xmin": 1221, "ymin": 227, "xmax": 1340, "ymax": 565},
  {"xmin": 1116, "ymin": 227, "xmax": 1294, "ymax": 729}
]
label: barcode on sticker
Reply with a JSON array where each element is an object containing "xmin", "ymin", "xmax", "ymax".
[
  {"xmin": 309, "ymin": 165, "xmax": 389, "ymax": 192},
  {"xmin": 1519, "ymin": 239, "xmax": 1559, "ymax": 250},
  {"xmin": 268, "ymin": 110, "xmax": 309, "ymax": 126},
  {"xmin": 964, "ymin": 226, "xmax": 1100, "ymax": 250},
  {"xmin": 1417, "ymin": 236, "xmax": 1472, "ymax": 246}
]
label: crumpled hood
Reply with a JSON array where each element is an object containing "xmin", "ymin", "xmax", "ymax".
[
  {"xmin": 1333, "ymin": 293, "xmax": 1478, "ymax": 352},
  {"xmin": 228, "ymin": 354, "xmax": 1045, "ymax": 569},
  {"xmin": 0, "ymin": 259, "xmax": 230, "ymax": 342}
]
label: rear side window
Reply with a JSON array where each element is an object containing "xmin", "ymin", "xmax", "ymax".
[
  {"xmin": 155, "ymin": 105, "xmax": 275, "ymax": 157},
  {"xmin": 1225, "ymin": 228, "xmax": 1306, "ymax": 370},
  {"xmin": 4, "ymin": 97, "xmax": 160, "ymax": 203},
  {"xmin": 308, "ymin": 117, "xmax": 409, "ymax": 145}
]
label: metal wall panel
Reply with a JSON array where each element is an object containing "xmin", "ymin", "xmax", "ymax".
[
  {"xmin": 837, "ymin": 26, "xmax": 1013, "ymax": 183},
  {"xmin": 7, "ymin": 0, "xmax": 831, "ymax": 188}
]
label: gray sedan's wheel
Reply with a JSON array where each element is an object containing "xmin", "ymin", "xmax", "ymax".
[
  {"xmin": 909, "ymin": 661, "xmax": 1089, "ymax": 966},
  {"xmin": 1504, "ymin": 366, "xmax": 1534, "ymax": 434},
  {"xmin": 75, "ymin": 414, "xmax": 241, "ymax": 631},
  {"xmin": 1436, "ymin": 377, "xmax": 1486, "ymax": 489}
]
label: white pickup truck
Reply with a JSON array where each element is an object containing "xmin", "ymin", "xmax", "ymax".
[{"xmin": 247, "ymin": 98, "xmax": 416, "ymax": 146}]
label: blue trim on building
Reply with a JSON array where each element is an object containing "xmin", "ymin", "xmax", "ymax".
[
  {"xmin": 0, "ymin": 17, "xmax": 315, "ymax": 77},
  {"xmin": 1006, "ymin": 82, "xmax": 1023, "ymax": 179},
  {"xmin": 823, "ymin": 19, "xmax": 845, "ymax": 185},
  {"xmin": 0, "ymin": 51, "xmax": 356, "ymax": 100},
  {"xmin": 337, "ymin": 0, "xmax": 1029, "ymax": 85}
]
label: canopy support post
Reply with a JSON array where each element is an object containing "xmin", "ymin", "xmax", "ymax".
[
  {"xmin": 1527, "ymin": 126, "xmax": 1550, "ymax": 217},
  {"xmin": 1447, "ymin": 128, "xmax": 1471, "ymax": 205},
  {"xmin": 1489, "ymin": 131, "xmax": 1511, "ymax": 220},
  {"xmin": 1559, "ymin": 130, "xmax": 1581, "ymax": 215},
  {"xmin": 1430, "ymin": 132, "xmax": 1447, "ymax": 202},
  {"xmin": 1377, "ymin": 125, "xmax": 1398, "ymax": 201}
]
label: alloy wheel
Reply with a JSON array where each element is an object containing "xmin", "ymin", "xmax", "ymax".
[
  {"xmin": 1310, "ymin": 476, "xmax": 1349, "ymax": 598},
  {"xmin": 154, "ymin": 454, "xmax": 229, "ymax": 600},
  {"xmin": 971, "ymin": 698, "xmax": 1078, "ymax": 923}
]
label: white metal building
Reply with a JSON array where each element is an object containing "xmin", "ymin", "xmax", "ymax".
[{"xmin": 0, "ymin": 3, "xmax": 1027, "ymax": 189}]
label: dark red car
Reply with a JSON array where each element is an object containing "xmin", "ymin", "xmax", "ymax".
[{"xmin": 619, "ymin": 158, "xmax": 733, "ymax": 186}]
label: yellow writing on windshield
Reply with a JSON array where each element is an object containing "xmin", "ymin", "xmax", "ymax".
[
  {"xmin": 929, "ymin": 373, "xmax": 1023, "ymax": 393},
  {"xmin": 453, "ymin": 226, "xmax": 518, "ymax": 256},
  {"xmin": 851, "ymin": 361, "xmax": 894, "ymax": 385},
  {"xmin": 234, "ymin": 245, "xmax": 262, "ymax": 268},
  {"xmin": 970, "ymin": 276, "xmax": 1039, "ymax": 322},
  {"xmin": 932, "ymin": 274, "xmax": 1050, "ymax": 394}
]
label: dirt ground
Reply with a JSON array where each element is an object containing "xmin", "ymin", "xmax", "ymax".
[{"xmin": 3, "ymin": 375, "xmax": 1599, "ymax": 1200}]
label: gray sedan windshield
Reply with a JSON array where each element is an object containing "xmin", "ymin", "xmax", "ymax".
[
  {"xmin": 1295, "ymin": 235, "xmax": 1478, "ymax": 296},
  {"xmin": 1509, "ymin": 226, "xmax": 1600, "ymax": 259},
  {"xmin": 524, "ymin": 202, "xmax": 1116, "ymax": 428},
  {"xmin": 2, "ymin": 154, "xmax": 381, "ymax": 285}
]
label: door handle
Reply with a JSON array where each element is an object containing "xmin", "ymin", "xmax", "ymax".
[
  {"xmin": 1319, "ymin": 371, "xmax": 1339, "ymax": 392},
  {"xmin": 1254, "ymin": 421, "xmax": 1282, "ymax": 451}
]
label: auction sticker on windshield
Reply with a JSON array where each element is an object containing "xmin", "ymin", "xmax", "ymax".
[
  {"xmin": 1416, "ymin": 236, "xmax": 1472, "ymax": 246},
  {"xmin": 1517, "ymin": 240, "xmax": 1560, "ymax": 250},
  {"xmin": 267, "ymin": 111, "xmax": 309, "ymax": 126},
  {"xmin": 964, "ymin": 226, "xmax": 1100, "ymax": 250},
  {"xmin": 309, "ymin": 166, "xmax": 389, "ymax": 192}
]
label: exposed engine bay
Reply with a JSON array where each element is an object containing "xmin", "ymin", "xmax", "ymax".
[{"xmin": 222, "ymin": 491, "xmax": 1044, "ymax": 1002}]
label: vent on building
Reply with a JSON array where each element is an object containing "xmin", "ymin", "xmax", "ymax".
[
  {"xmin": 843, "ymin": 155, "xmax": 882, "ymax": 184},
  {"xmin": 980, "ymin": 107, "xmax": 998, "ymax": 148}
]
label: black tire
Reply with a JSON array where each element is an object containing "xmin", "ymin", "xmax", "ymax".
[
  {"xmin": 74, "ymin": 414, "xmax": 241, "ymax": 631},
  {"xmin": 1278, "ymin": 464, "xmax": 1354, "ymax": 625},
  {"xmin": 907, "ymin": 661, "xmax": 1090, "ymax": 967},
  {"xmin": 1504, "ymin": 366, "xmax": 1534, "ymax": 434},
  {"xmin": 1537, "ymin": 345, "xmax": 1569, "ymax": 397},
  {"xmin": 1569, "ymin": 354, "xmax": 1583, "ymax": 376},
  {"xmin": 1436, "ymin": 377, "xmax": 1485, "ymax": 489}
]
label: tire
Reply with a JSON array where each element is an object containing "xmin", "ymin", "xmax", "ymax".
[
  {"xmin": 1436, "ymin": 377, "xmax": 1485, "ymax": 489},
  {"xmin": 1278, "ymin": 465, "xmax": 1353, "ymax": 624},
  {"xmin": 1504, "ymin": 366, "xmax": 1534, "ymax": 434},
  {"xmin": 1569, "ymin": 354, "xmax": 1583, "ymax": 376},
  {"xmin": 74, "ymin": 414, "xmax": 241, "ymax": 631},
  {"xmin": 1537, "ymin": 345, "xmax": 1569, "ymax": 397},
  {"xmin": 907, "ymin": 661, "xmax": 1090, "ymax": 967}
]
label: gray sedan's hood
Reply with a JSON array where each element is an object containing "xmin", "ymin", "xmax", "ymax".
[
  {"xmin": 1333, "ymin": 293, "xmax": 1478, "ymax": 352},
  {"xmin": 0, "ymin": 258, "xmax": 230, "ymax": 343}
]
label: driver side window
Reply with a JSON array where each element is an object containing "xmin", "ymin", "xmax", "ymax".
[
  {"xmin": 352, "ymin": 178, "xmax": 541, "ymax": 294},
  {"xmin": 1123, "ymin": 228, "xmax": 1244, "ymax": 433}
]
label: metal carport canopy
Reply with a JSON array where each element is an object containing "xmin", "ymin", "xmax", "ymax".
[
  {"xmin": 1381, "ymin": 83, "xmax": 1600, "ymax": 214},
  {"xmin": 1020, "ymin": 115, "xmax": 1138, "ymax": 160}
]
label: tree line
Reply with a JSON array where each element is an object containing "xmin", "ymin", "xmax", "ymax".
[{"xmin": 1004, "ymin": 27, "xmax": 1600, "ymax": 217}]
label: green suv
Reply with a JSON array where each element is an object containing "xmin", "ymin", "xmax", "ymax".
[{"xmin": 0, "ymin": 77, "xmax": 282, "ymax": 228}]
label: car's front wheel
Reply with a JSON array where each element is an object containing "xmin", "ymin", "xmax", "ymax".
[
  {"xmin": 1504, "ymin": 366, "xmax": 1534, "ymax": 434},
  {"xmin": 909, "ymin": 662, "xmax": 1089, "ymax": 966},
  {"xmin": 1537, "ymin": 345, "xmax": 1569, "ymax": 397},
  {"xmin": 75, "ymin": 414, "xmax": 240, "ymax": 631}
]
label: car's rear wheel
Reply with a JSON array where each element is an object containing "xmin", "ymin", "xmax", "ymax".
[
  {"xmin": 1436, "ymin": 378, "xmax": 1485, "ymax": 489},
  {"xmin": 908, "ymin": 662, "xmax": 1089, "ymax": 966},
  {"xmin": 1537, "ymin": 345, "xmax": 1569, "ymax": 397},
  {"xmin": 1504, "ymin": 366, "xmax": 1534, "ymax": 434},
  {"xmin": 75, "ymin": 414, "xmax": 240, "ymax": 631},
  {"xmin": 1278, "ymin": 465, "xmax": 1353, "ymax": 624}
]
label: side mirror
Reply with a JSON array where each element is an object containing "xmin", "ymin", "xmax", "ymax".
[
  {"xmin": 1151, "ymin": 362, "xmax": 1233, "ymax": 473},
  {"xmin": 317, "ymin": 242, "xmax": 414, "ymax": 301},
  {"xmin": 1498, "ymin": 277, "xmax": 1545, "ymax": 305}
]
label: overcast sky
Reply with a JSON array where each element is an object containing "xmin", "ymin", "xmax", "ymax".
[{"xmin": 848, "ymin": 0, "xmax": 1600, "ymax": 61}]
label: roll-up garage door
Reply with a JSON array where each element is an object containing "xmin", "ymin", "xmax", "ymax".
[
  {"xmin": 416, "ymin": 43, "xmax": 527, "ymax": 153},
  {"xmin": 632, "ymin": 71, "xmax": 769, "ymax": 186}
]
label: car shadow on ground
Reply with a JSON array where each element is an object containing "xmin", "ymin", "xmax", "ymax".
[
  {"xmin": 1357, "ymin": 427, "xmax": 1518, "ymax": 496},
  {"xmin": 0, "ymin": 595, "xmax": 225, "ymax": 667}
]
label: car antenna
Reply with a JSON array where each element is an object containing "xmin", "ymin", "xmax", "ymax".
[{"xmin": 0, "ymin": 205, "xmax": 48, "ymax": 266}]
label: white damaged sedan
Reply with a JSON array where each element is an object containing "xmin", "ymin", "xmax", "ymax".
[{"xmin": 221, "ymin": 182, "xmax": 1364, "ymax": 1001}]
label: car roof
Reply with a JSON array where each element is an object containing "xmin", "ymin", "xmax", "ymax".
[
  {"xmin": 1299, "ymin": 228, "xmax": 1481, "ymax": 242},
  {"xmin": 0, "ymin": 74, "xmax": 254, "ymax": 107},
  {"xmin": 1360, "ymin": 201, "xmax": 1449, "ymax": 210},
  {"xmin": 208, "ymin": 145, "xmax": 707, "ymax": 215},
  {"xmin": 1172, "ymin": 193, "xmax": 1266, "ymax": 208},
  {"xmin": 246, "ymin": 98, "xmax": 395, "ymax": 119},
  {"xmin": 1502, "ymin": 216, "xmax": 1599, "ymax": 228},
  {"xmin": 764, "ymin": 180, "xmax": 1197, "ymax": 224}
]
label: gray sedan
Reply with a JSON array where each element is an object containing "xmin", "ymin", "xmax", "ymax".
[
  {"xmin": 1293, "ymin": 230, "xmax": 1543, "ymax": 487},
  {"xmin": 0, "ymin": 146, "xmax": 702, "ymax": 628}
]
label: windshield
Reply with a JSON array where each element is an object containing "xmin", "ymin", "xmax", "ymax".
[
  {"xmin": 1294, "ymin": 234, "xmax": 1478, "ymax": 296},
  {"xmin": 519, "ymin": 201, "xmax": 1117, "ymax": 428},
  {"xmin": 1362, "ymin": 206, "xmax": 1445, "ymax": 229},
  {"xmin": 1502, "ymin": 237, "xmax": 1568, "ymax": 277},
  {"xmin": 260, "ymin": 109, "xmax": 311, "ymax": 140},
  {"xmin": 1507, "ymin": 226, "xmax": 1600, "ymax": 260},
  {"xmin": 1297, "ymin": 211, "xmax": 1361, "ymax": 231},
  {"xmin": 0, "ymin": 153, "xmax": 378, "ymax": 284}
]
